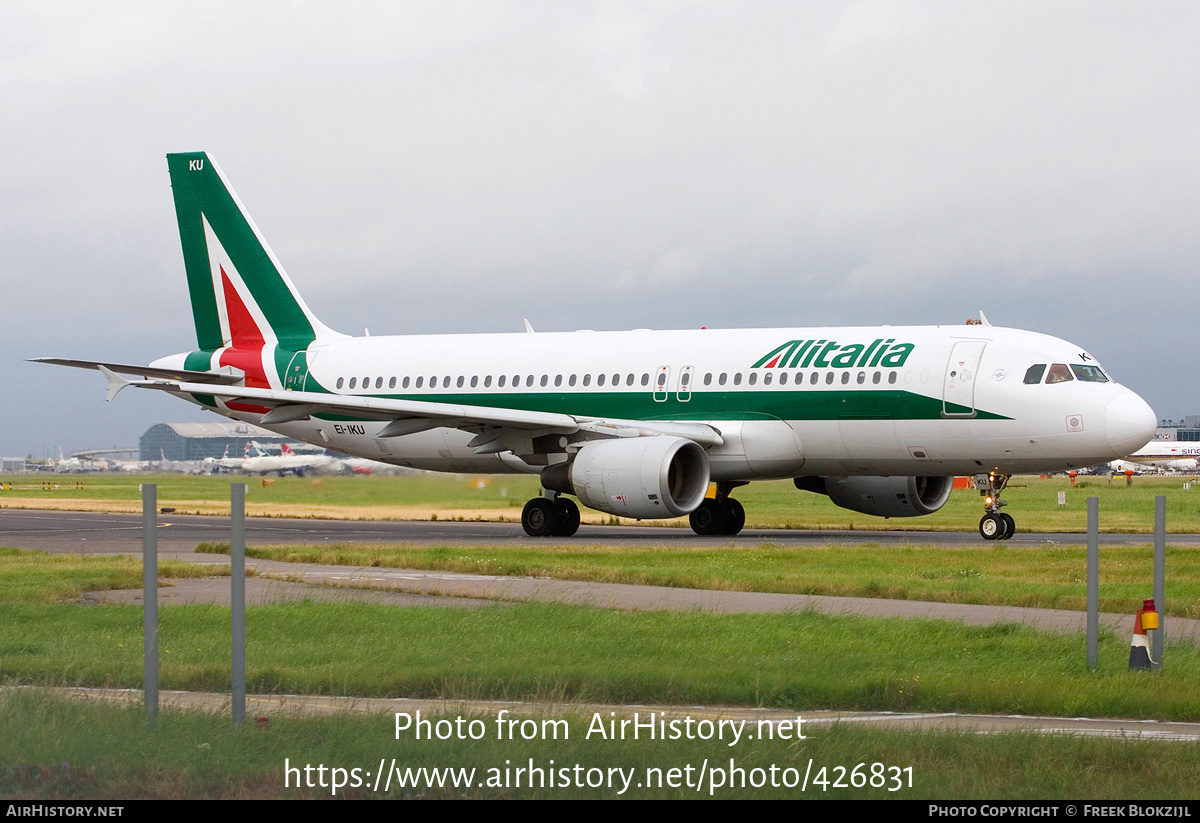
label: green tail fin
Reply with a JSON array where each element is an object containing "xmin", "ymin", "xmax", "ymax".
[{"xmin": 166, "ymin": 152, "xmax": 338, "ymax": 352}]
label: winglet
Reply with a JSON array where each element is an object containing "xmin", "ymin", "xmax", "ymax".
[
  {"xmin": 978, "ymin": 310, "xmax": 992, "ymax": 326},
  {"xmin": 97, "ymin": 365, "xmax": 131, "ymax": 402},
  {"xmin": 524, "ymin": 319, "xmax": 535, "ymax": 334}
]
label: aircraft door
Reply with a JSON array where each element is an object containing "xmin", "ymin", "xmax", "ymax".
[{"xmin": 943, "ymin": 341, "xmax": 986, "ymax": 417}]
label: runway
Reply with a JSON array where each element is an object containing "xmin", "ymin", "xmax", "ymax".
[{"xmin": 3, "ymin": 507, "xmax": 1196, "ymax": 554}]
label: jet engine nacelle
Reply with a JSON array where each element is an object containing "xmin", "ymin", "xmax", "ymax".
[
  {"xmin": 794, "ymin": 475, "xmax": 954, "ymax": 518},
  {"xmin": 543, "ymin": 436, "xmax": 710, "ymax": 519}
]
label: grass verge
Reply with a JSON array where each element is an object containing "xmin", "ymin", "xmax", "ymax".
[
  {"xmin": 5, "ymin": 474, "xmax": 1199, "ymax": 532},
  {"xmin": 198, "ymin": 540, "xmax": 1200, "ymax": 618},
  {"xmin": 3, "ymin": 690, "xmax": 1199, "ymax": 799}
]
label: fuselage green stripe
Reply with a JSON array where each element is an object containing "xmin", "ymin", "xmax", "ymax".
[{"xmin": 305, "ymin": 389, "xmax": 1009, "ymax": 423}]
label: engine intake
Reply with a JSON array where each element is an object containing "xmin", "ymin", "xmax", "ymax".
[
  {"xmin": 794, "ymin": 475, "xmax": 954, "ymax": 518},
  {"xmin": 543, "ymin": 436, "xmax": 710, "ymax": 519}
]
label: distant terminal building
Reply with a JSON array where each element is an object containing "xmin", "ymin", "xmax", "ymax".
[
  {"xmin": 1155, "ymin": 416, "xmax": 1200, "ymax": 443},
  {"xmin": 1, "ymin": 458, "xmax": 27, "ymax": 473},
  {"xmin": 139, "ymin": 422, "xmax": 290, "ymax": 462}
]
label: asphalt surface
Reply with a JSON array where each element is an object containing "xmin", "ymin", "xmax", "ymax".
[{"xmin": 4, "ymin": 507, "xmax": 1197, "ymax": 553}]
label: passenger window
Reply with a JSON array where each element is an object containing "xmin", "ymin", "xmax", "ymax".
[
  {"xmin": 748, "ymin": 373, "xmax": 757, "ymax": 385},
  {"xmin": 598, "ymin": 373, "xmax": 607, "ymax": 386},
  {"xmin": 641, "ymin": 373, "xmax": 649, "ymax": 386},
  {"xmin": 526, "ymin": 375, "xmax": 535, "ymax": 388},
  {"xmin": 498, "ymin": 375, "xmax": 506, "ymax": 388},
  {"xmin": 657, "ymin": 373, "xmax": 667, "ymax": 386},
  {"xmin": 470, "ymin": 376, "xmax": 478, "ymax": 388},
  {"xmin": 1024, "ymin": 364, "xmax": 1047, "ymax": 385},
  {"xmin": 825, "ymin": 372, "xmax": 834, "ymax": 385},
  {"xmin": 779, "ymin": 372, "xmax": 788, "ymax": 385},
  {"xmin": 841, "ymin": 372, "xmax": 850, "ymax": 384},
  {"xmin": 718, "ymin": 373, "xmax": 727, "ymax": 386},
  {"xmin": 457, "ymin": 376, "xmax": 465, "ymax": 388},
  {"xmin": 626, "ymin": 374, "xmax": 635, "ymax": 386},
  {"xmin": 1046, "ymin": 364, "xmax": 1074, "ymax": 384},
  {"xmin": 349, "ymin": 377, "xmax": 357, "ymax": 389},
  {"xmin": 484, "ymin": 375, "xmax": 491, "ymax": 387},
  {"xmin": 336, "ymin": 377, "xmax": 344, "ymax": 389},
  {"xmin": 389, "ymin": 377, "xmax": 396, "ymax": 389},
  {"xmin": 811, "ymin": 372, "xmax": 819, "ymax": 385},
  {"xmin": 872, "ymin": 372, "xmax": 880, "ymax": 384},
  {"xmin": 415, "ymin": 376, "xmax": 423, "ymax": 388},
  {"xmin": 568, "ymin": 374, "xmax": 576, "ymax": 387},
  {"xmin": 733, "ymin": 373, "xmax": 742, "ymax": 386},
  {"xmin": 889, "ymin": 372, "xmax": 897, "ymax": 384},
  {"xmin": 554, "ymin": 375, "xmax": 562, "ymax": 387},
  {"xmin": 703, "ymin": 373, "xmax": 712, "ymax": 386},
  {"xmin": 582, "ymin": 374, "xmax": 591, "ymax": 387},
  {"xmin": 856, "ymin": 372, "xmax": 865, "ymax": 384},
  {"xmin": 540, "ymin": 375, "xmax": 548, "ymax": 387},
  {"xmin": 402, "ymin": 377, "xmax": 410, "ymax": 389},
  {"xmin": 763, "ymin": 373, "xmax": 772, "ymax": 386}
]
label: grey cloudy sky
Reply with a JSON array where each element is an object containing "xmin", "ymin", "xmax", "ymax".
[{"xmin": 4, "ymin": 1, "xmax": 1197, "ymax": 458}]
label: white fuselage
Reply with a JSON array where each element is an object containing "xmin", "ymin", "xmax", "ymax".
[{"xmin": 158, "ymin": 323, "xmax": 1156, "ymax": 481}]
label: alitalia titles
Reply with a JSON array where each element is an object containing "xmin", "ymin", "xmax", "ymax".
[{"xmin": 753, "ymin": 338, "xmax": 915, "ymax": 370}]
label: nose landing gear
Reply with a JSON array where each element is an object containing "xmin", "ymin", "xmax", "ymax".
[{"xmin": 976, "ymin": 472, "xmax": 1014, "ymax": 540}]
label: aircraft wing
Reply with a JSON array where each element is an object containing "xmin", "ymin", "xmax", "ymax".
[{"xmin": 95, "ymin": 371, "xmax": 724, "ymax": 449}]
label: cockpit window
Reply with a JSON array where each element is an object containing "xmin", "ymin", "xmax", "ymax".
[
  {"xmin": 1070, "ymin": 364, "xmax": 1109, "ymax": 383},
  {"xmin": 1024, "ymin": 364, "xmax": 1046, "ymax": 385},
  {"xmin": 1045, "ymin": 363, "xmax": 1074, "ymax": 384}
]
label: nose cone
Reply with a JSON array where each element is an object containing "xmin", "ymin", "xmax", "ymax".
[{"xmin": 1105, "ymin": 391, "xmax": 1157, "ymax": 457}]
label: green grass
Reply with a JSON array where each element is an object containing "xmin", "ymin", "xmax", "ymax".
[
  {"xmin": 0, "ymin": 546, "xmax": 224, "ymax": 604},
  {"xmin": 5, "ymin": 690, "xmax": 1200, "ymax": 799},
  {"xmin": 5, "ymin": 473, "xmax": 1200, "ymax": 532},
  {"xmin": 3, "ymin": 547, "xmax": 1199, "ymax": 720},
  {"xmin": 4, "ymin": 593, "xmax": 1200, "ymax": 719},
  {"xmin": 199, "ymin": 539, "xmax": 1200, "ymax": 619},
  {"xmin": 5, "ymin": 550, "xmax": 1200, "ymax": 798},
  {"xmin": 0, "ymin": 472, "xmax": 540, "ymax": 512},
  {"xmin": 4, "ymin": 690, "xmax": 1199, "ymax": 799}
]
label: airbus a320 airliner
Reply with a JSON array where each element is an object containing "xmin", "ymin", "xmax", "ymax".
[{"xmin": 38, "ymin": 152, "xmax": 1157, "ymax": 540}]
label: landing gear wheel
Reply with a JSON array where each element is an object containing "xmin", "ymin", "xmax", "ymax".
[
  {"xmin": 689, "ymin": 499, "xmax": 728, "ymax": 536},
  {"xmin": 522, "ymin": 498, "xmax": 561, "ymax": 537},
  {"xmin": 723, "ymin": 498, "xmax": 746, "ymax": 536},
  {"xmin": 553, "ymin": 498, "xmax": 580, "ymax": 537},
  {"xmin": 975, "ymin": 472, "xmax": 1013, "ymax": 542},
  {"xmin": 999, "ymin": 513, "xmax": 1016, "ymax": 540},
  {"xmin": 979, "ymin": 513, "xmax": 1005, "ymax": 541}
]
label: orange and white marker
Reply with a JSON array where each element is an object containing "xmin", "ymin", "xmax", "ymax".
[{"xmin": 1128, "ymin": 598, "xmax": 1159, "ymax": 671}]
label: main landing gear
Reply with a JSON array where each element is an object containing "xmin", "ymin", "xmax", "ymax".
[
  {"xmin": 689, "ymin": 482, "xmax": 747, "ymax": 536},
  {"xmin": 976, "ymin": 472, "xmax": 1015, "ymax": 540},
  {"xmin": 521, "ymin": 492, "xmax": 580, "ymax": 538}
]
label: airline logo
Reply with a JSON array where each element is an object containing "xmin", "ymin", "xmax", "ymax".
[{"xmin": 753, "ymin": 338, "xmax": 916, "ymax": 370}]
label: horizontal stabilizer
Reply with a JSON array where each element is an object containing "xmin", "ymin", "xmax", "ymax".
[{"xmin": 32, "ymin": 358, "xmax": 245, "ymax": 385}]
